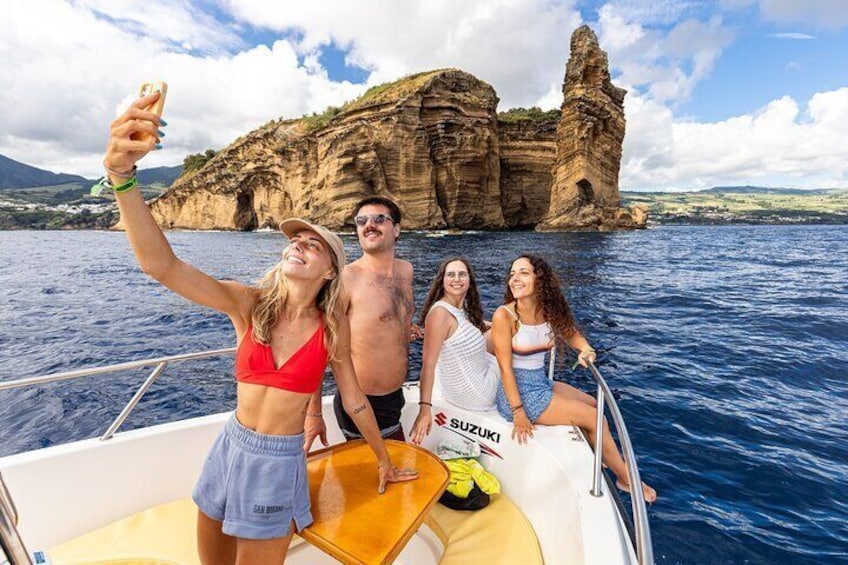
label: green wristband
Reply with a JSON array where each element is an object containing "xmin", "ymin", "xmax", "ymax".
[
  {"xmin": 113, "ymin": 176, "xmax": 138, "ymax": 193},
  {"xmin": 90, "ymin": 175, "xmax": 138, "ymax": 197}
]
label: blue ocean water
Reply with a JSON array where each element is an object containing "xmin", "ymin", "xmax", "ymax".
[{"xmin": 0, "ymin": 226, "xmax": 846, "ymax": 564}]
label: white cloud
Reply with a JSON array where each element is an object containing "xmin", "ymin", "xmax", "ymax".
[
  {"xmin": 767, "ymin": 32, "xmax": 816, "ymax": 40},
  {"xmin": 622, "ymin": 88, "xmax": 848, "ymax": 190},
  {"xmin": 223, "ymin": 0, "xmax": 583, "ymax": 110},
  {"xmin": 598, "ymin": 6, "xmax": 734, "ymax": 104},
  {"xmin": 757, "ymin": 0, "xmax": 848, "ymax": 30},
  {"xmin": 0, "ymin": 0, "xmax": 845, "ymax": 193},
  {"xmin": 76, "ymin": 0, "xmax": 244, "ymax": 55},
  {"xmin": 597, "ymin": 0, "xmax": 705, "ymax": 26},
  {"xmin": 0, "ymin": 0, "xmax": 365, "ymax": 176}
]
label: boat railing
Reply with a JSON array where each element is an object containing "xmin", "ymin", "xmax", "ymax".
[
  {"xmin": 2, "ymin": 348, "xmax": 654, "ymax": 564},
  {"xmin": 0, "ymin": 348, "xmax": 236, "ymax": 441},
  {"xmin": 588, "ymin": 361, "xmax": 654, "ymax": 564},
  {"xmin": 0, "ymin": 349, "xmax": 240, "ymax": 565},
  {"xmin": 0, "ymin": 471, "xmax": 32, "ymax": 565},
  {"xmin": 549, "ymin": 348, "xmax": 654, "ymax": 564}
]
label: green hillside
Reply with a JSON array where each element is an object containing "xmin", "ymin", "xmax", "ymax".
[{"xmin": 622, "ymin": 187, "xmax": 848, "ymax": 224}]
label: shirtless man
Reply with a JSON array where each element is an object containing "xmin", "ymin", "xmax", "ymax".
[{"xmin": 305, "ymin": 196, "xmax": 415, "ymax": 448}]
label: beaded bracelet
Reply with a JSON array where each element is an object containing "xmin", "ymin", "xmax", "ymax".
[
  {"xmin": 511, "ymin": 404, "xmax": 524, "ymax": 413},
  {"xmin": 103, "ymin": 162, "xmax": 137, "ymax": 179}
]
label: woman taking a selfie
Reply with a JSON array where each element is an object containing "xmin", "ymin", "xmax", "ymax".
[
  {"xmin": 491, "ymin": 254, "xmax": 656, "ymax": 503},
  {"xmin": 102, "ymin": 90, "xmax": 417, "ymax": 564}
]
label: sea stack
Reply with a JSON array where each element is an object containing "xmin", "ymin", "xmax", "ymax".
[
  {"xmin": 135, "ymin": 26, "xmax": 646, "ymax": 232},
  {"xmin": 538, "ymin": 25, "xmax": 646, "ymax": 231}
]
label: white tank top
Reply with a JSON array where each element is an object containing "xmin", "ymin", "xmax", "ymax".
[
  {"xmin": 498, "ymin": 305, "xmax": 554, "ymax": 370},
  {"xmin": 430, "ymin": 301, "xmax": 499, "ymax": 411}
]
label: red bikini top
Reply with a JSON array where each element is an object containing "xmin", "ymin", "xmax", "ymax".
[{"xmin": 235, "ymin": 320, "xmax": 328, "ymax": 394}]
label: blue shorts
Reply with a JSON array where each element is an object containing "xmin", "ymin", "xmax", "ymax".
[
  {"xmin": 496, "ymin": 367, "xmax": 554, "ymax": 423},
  {"xmin": 192, "ymin": 414, "xmax": 312, "ymax": 540}
]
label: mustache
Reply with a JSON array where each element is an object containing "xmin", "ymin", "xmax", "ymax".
[{"xmin": 364, "ymin": 228, "xmax": 381, "ymax": 236}]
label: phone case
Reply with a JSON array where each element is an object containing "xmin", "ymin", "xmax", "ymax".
[{"xmin": 131, "ymin": 80, "xmax": 168, "ymax": 143}]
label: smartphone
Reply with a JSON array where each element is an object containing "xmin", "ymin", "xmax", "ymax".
[{"xmin": 131, "ymin": 80, "xmax": 168, "ymax": 143}]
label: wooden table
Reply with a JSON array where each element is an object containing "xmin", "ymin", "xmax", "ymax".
[{"xmin": 301, "ymin": 440, "xmax": 449, "ymax": 564}]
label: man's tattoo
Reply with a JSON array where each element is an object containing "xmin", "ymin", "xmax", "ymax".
[{"xmin": 353, "ymin": 404, "xmax": 367, "ymax": 415}]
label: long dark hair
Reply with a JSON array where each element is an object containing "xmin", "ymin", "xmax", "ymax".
[
  {"xmin": 419, "ymin": 257, "xmax": 486, "ymax": 333},
  {"xmin": 503, "ymin": 254, "xmax": 578, "ymax": 347}
]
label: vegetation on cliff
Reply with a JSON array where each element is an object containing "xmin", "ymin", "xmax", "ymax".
[
  {"xmin": 181, "ymin": 149, "xmax": 218, "ymax": 176},
  {"xmin": 498, "ymin": 107, "xmax": 560, "ymax": 124},
  {"xmin": 300, "ymin": 69, "xmax": 466, "ymax": 132}
]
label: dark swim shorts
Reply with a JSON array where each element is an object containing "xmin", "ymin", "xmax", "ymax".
[{"xmin": 333, "ymin": 388, "xmax": 406, "ymax": 441}]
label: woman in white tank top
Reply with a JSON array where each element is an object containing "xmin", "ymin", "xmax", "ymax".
[
  {"xmin": 410, "ymin": 258, "xmax": 500, "ymax": 444},
  {"xmin": 491, "ymin": 254, "xmax": 656, "ymax": 503}
]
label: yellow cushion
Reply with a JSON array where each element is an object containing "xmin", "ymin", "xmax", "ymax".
[
  {"xmin": 49, "ymin": 499, "xmax": 201, "ymax": 565},
  {"xmin": 426, "ymin": 494, "xmax": 543, "ymax": 565},
  {"xmin": 49, "ymin": 493, "xmax": 541, "ymax": 565}
]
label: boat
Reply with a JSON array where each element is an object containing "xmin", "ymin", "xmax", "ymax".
[{"xmin": 0, "ymin": 348, "xmax": 653, "ymax": 564}]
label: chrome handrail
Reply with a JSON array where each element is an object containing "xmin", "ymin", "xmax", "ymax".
[
  {"xmin": 101, "ymin": 362, "xmax": 167, "ymax": 441},
  {"xmin": 586, "ymin": 361, "xmax": 654, "ymax": 565},
  {"xmin": 0, "ymin": 348, "xmax": 237, "ymax": 565},
  {"xmin": 0, "ymin": 348, "xmax": 236, "ymax": 393},
  {"xmin": 0, "ymin": 348, "xmax": 236, "ymax": 439},
  {"xmin": 0, "ymin": 472, "xmax": 32, "ymax": 565}
]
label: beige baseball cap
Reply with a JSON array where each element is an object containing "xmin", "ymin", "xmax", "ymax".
[{"xmin": 279, "ymin": 218, "xmax": 346, "ymax": 273}]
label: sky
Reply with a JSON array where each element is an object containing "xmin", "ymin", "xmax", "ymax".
[{"xmin": 0, "ymin": 0, "xmax": 846, "ymax": 191}]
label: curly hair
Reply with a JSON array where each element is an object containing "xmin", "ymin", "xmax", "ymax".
[
  {"xmin": 419, "ymin": 257, "xmax": 486, "ymax": 333},
  {"xmin": 503, "ymin": 254, "xmax": 578, "ymax": 347}
]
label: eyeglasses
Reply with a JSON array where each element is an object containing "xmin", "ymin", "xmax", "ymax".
[
  {"xmin": 354, "ymin": 213, "xmax": 395, "ymax": 227},
  {"xmin": 445, "ymin": 272, "xmax": 469, "ymax": 280}
]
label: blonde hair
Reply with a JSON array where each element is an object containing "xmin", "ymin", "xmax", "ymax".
[{"xmin": 251, "ymin": 251, "xmax": 343, "ymax": 361}]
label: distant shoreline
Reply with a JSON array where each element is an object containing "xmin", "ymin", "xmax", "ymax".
[{"xmin": 2, "ymin": 185, "xmax": 846, "ymax": 230}]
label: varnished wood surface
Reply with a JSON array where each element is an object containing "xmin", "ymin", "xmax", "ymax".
[{"xmin": 301, "ymin": 440, "xmax": 449, "ymax": 565}]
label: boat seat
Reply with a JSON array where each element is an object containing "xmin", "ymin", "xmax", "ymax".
[
  {"xmin": 48, "ymin": 493, "xmax": 541, "ymax": 565},
  {"xmin": 48, "ymin": 498, "xmax": 205, "ymax": 565},
  {"xmin": 49, "ymin": 440, "xmax": 450, "ymax": 565},
  {"xmin": 48, "ymin": 440, "xmax": 540, "ymax": 565},
  {"xmin": 426, "ymin": 493, "xmax": 543, "ymax": 565}
]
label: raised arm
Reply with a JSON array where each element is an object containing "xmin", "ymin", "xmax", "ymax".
[
  {"xmin": 104, "ymin": 92, "xmax": 252, "ymax": 322},
  {"xmin": 492, "ymin": 307, "xmax": 534, "ymax": 444},
  {"xmin": 410, "ymin": 306, "xmax": 454, "ymax": 444},
  {"xmin": 330, "ymin": 311, "xmax": 418, "ymax": 492}
]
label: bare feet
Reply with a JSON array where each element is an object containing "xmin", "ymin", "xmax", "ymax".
[{"xmin": 615, "ymin": 479, "xmax": 657, "ymax": 503}]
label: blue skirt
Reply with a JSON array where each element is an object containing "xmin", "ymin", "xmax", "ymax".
[{"xmin": 496, "ymin": 367, "xmax": 554, "ymax": 423}]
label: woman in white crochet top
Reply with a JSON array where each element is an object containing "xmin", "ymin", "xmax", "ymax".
[{"xmin": 410, "ymin": 258, "xmax": 500, "ymax": 444}]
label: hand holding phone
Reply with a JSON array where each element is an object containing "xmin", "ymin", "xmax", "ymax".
[{"xmin": 131, "ymin": 80, "xmax": 167, "ymax": 143}]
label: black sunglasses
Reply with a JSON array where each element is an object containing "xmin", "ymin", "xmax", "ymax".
[{"xmin": 354, "ymin": 213, "xmax": 395, "ymax": 227}]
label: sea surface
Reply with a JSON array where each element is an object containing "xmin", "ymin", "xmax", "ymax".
[{"xmin": 0, "ymin": 226, "xmax": 846, "ymax": 564}]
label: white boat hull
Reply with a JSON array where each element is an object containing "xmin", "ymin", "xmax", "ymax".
[{"xmin": 1, "ymin": 384, "xmax": 638, "ymax": 564}]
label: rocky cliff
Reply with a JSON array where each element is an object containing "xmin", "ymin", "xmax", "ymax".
[
  {"xmin": 144, "ymin": 26, "xmax": 645, "ymax": 232},
  {"xmin": 149, "ymin": 70, "xmax": 504, "ymax": 230},
  {"xmin": 538, "ymin": 25, "xmax": 644, "ymax": 231},
  {"xmin": 497, "ymin": 119, "xmax": 557, "ymax": 228}
]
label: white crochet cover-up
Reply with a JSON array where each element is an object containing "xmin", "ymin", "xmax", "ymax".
[{"xmin": 431, "ymin": 300, "xmax": 499, "ymax": 411}]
